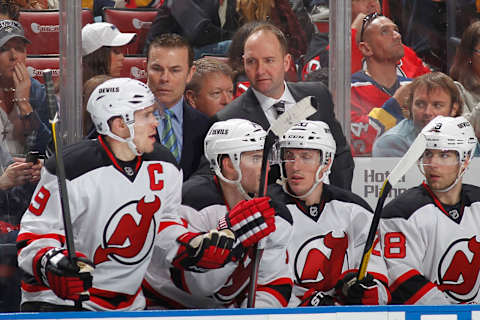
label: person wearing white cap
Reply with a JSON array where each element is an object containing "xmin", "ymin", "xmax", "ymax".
[{"xmin": 81, "ymin": 22, "xmax": 136, "ymax": 83}]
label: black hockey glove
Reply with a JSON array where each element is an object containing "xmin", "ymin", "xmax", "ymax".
[
  {"xmin": 335, "ymin": 272, "xmax": 380, "ymax": 305},
  {"xmin": 37, "ymin": 248, "xmax": 94, "ymax": 301},
  {"xmin": 217, "ymin": 196, "xmax": 276, "ymax": 248},
  {"xmin": 299, "ymin": 288, "xmax": 335, "ymax": 306},
  {"xmin": 173, "ymin": 229, "xmax": 236, "ymax": 272}
]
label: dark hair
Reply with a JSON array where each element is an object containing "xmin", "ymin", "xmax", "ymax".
[
  {"xmin": 0, "ymin": 0, "xmax": 19, "ymax": 20},
  {"xmin": 227, "ymin": 21, "xmax": 267, "ymax": 76},
  {"xmin": 186, "ymin": 57, "xmax": 233, "ymax": 93},
  {"xmin": 82, "ymin": 46, "xmax": 111, "ymax": 84},
  {"xmin": 408, "ymin": 72, "xmax": 463, "ymax": 118},
  {"xmin": 450, "ymin": 21, "xmax": 480, "ymax": 94},
  {"xmin": 147, "ymin": 33, "xmax": 194, "ymax": 68}
]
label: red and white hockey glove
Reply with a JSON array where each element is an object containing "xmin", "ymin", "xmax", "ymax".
[
  {"xmin": 173, "ymin": 229, "xmax": 236, "ymax": 272},
  {"xmin": 335, "ymin": 272, "xmax": 381, "ymax": 305},
  {"xmin": 217, "ymin": 196, "xmax": 276, "ymax": 248},
  {"xmin": 299, "ymin": 288, "xmax": 335, "ymax": 306},
  {"xmin": 37, "ymin": 248, "xmax": 94, "ymax": 301}
]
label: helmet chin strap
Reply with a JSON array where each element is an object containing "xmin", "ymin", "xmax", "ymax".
[
  {"xmin": 214, "ymin": 164, "xmax": 253, "ymax": 201},
  {"xmin": 430, "ymin": 163, "xmax": 467, "ymax": 193},
  {"xmin": 106, "ymin": 124, "xmax": 142, "ymax": 156},
  {"xmin": 281, "ymin": 164, "xmax": 326, "ymax": 200}
]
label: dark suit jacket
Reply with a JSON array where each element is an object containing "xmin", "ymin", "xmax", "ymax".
[
  {"xmin": 158, "ymin": 101, "xmax": 209, "ymax": 181},
  {"xmin": 211, "ymin": 82, "xmax": 354, "ymax": 190}
]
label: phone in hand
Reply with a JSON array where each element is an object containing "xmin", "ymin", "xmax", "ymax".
[{"xmin": 26, "ymin": 151, "xmax": 40, "ymax": 164}]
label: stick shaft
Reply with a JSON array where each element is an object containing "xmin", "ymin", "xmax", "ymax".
[{"xmin": 43, "ymin": 70, "xmax": 76, "ymax": 262}]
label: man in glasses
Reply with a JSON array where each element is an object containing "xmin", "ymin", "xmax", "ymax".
[
  {"xmin": 268, "ymin": 120, "xmax": 390, "ymax": 306},
  {"xmin": 379, "ymin": 115, "xmax": 480, "ymax": 304},
  {"xmin": 373, "ymin": 72, "xmax": 462, "ymax": 157},
  {"xmin": 350, "ymin": 12, "xmax": 412, "ymax": 156}
]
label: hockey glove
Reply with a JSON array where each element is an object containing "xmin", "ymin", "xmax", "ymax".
[
  {"xmin": 37, "ymin": 248, "xmax": 94, "ymax": 301},
  {"xmin": 173, "ymin": 229, "xmax": 236, "ymax": 272},
  {"xmin": 299, "ymin": 288, "xmax": 335, "ymax": 306},
  {"xmin": 335, "ymin": 272, "xmax": 380, "ymax": 305},
  {"xmin": 217, "ymin": 196, "xmax": 276, "ymax": 248}
]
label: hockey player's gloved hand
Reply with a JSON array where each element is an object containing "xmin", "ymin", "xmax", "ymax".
[
  {"xmin": 217, "ymin": 196, "xmax": 276, "ymax": 248},
  {"xmin": 173, "ymin": 229, "xmax": 236, "ymax": 272},
  {"xmin": 299, "ymin": 288, "xmax": 335, "ymax": 306},
  {"xmin": 37, "ymin": 248, "xmax": 94, "ymax": 301},
  {"xmin": 335, "ymin": 272, "xmax": 380, "ymax": 305}
]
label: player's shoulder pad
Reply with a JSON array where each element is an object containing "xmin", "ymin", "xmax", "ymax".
[
  {"xmin": 143, "ymin": 143, "xmax": 180, "ymax": 170},
  {"xmin": 382, "ymin": 185, "xmax": 431, "ymax": 220},
  {"xmin": 463, "ymin": 184, "xmax": 480, "ymax": 206},
  {"xmin": 182, "ymin": 174, "xmax": 224, "ymax": 210},
  {"xmin": 45, "ymin": 139, "xmax": 112, "ymax": 180},
  {"xmin": 323, "ymin": 184, "xmax": 373, "ymax": 212}
]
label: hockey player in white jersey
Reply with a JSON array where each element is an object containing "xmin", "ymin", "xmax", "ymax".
[
  {"xmin": 143, "ymin": 118, "xmax": 293, "ymax": 308},
  {"xmin": 380, "ymin": 115, "xmax": 480, "ymax": 304},
  {"xmin": 269, "ymin": 120, "xmax": 390, "ymax": 306},
  {"xmin": 17, "ymin": 78, "xmax": 188, "ymax": 311}
]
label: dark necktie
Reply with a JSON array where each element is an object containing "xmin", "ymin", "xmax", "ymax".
[{"xmin": 273, "ymin": 101, "xmax": 285, "ymax": 117}]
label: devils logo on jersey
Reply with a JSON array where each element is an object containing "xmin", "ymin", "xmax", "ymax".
[
  {"xmin": 294, "ymin": 231, "xmax": 349, "ymax": 291},
  {"xmin": 437, "ymin": 236, "xmax": 480, "ymax": 302},
  {"xmin": 94, "ymin": 196, "xmax": 161, "ymax": 265}
]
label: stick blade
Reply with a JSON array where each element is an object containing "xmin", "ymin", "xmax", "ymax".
[
  {"xmin": 269, "ymin": 96, "xmax": 316, "ymax": 137},
  {"xmin": 387, "ymin": 133, "xmax": 426, "ymax": 187}
]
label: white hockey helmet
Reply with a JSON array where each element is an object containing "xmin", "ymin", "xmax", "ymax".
[
  {"xmin": 419, "ymin": 115, "xmax": 478, "ymax": 192},
  {"xmin": 278, "ymin": 120, "xmax": 336, "ymax": 198},
  {"xmin": 87, "ymin": 77, "xmax": 156, "ymax": 155},
  {"xmin": 204, "ymin": 119, "xmax": 266, "ymax": 199}
]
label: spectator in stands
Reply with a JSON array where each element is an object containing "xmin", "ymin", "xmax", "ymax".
[
  {"xmin": 0, "ymin": 0, "xmax": 20, "ymax": 20},
  {"xmin": 212, "ymin": 23, "xmax": 354, "ymax": 190},
  {"xmin": 0, "ymin": 142, "xmax": 42, "ymax": 312},
  {"xmin": 14, "ymin": 0, "xmax": 47, "ymax": 9},
  {"xmin": 185, "ymin": 57, "xmax": 233, "ymax": 117},
  {"xmin": 350, "ymin": 12, "xmax": 411, "ymax": 156},
  {"xmin": 146, "ymin": 33, "xmax": 210, "ymax": 181},
  {"xmin": 300, "ymin": 0, "xmax": 430, "ymax": 81},
  {"xmin": 373, "ymin": 72, "xmax": 462, "ymax": 157},
  {"xmin": 0, "ymin": 20, "xmax": 51, "ymax": 156},
  {"xmin": 450, "ymin": 21, "xmax": 480, "ymax": 114},
  {"xmin": 81, "ymin": 22, "xmax": 136, "ymax": 84},
  {"xmin": 144, "ymin": 0, "xmax": 239, "ymax": 59}
]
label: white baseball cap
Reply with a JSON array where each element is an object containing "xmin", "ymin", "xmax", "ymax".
[{"xmin": 82, "ymin": 22, "xmax": 136, "ymax": 56}]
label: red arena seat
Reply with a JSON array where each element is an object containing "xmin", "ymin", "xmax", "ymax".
[
  {"xmin": 121, "ymin": 56, "xmax": 148, "ymax": 83},
  {"xmin": 103, "ymin": 7, "xmax": 158, "ymax": 55},
  {"xmin": 26, "ymin": 55, "xmax": 60, "ymax": 84},
  {"xmin": 19, "ymin": 9, "xmax": 94, "ymax": 55}
]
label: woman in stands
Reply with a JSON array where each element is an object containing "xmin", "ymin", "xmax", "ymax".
[{"xmin": 81, "ymin": 22, "xmax": 135, "ymax": 84}]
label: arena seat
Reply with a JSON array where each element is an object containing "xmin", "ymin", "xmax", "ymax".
[
  {"xmin": 25, "ymin": 55, "xmax": 60, "ymax": 84},
  {"xmin": 19, "ymin": 9, "xmax": 94, "ymax": 55},
  {"xmin": 121, "ymin": 55, "xmax": 148, "ymax": 83},
  {"xmin": 102, "ymin": 7, "xmax": 158, "ymax": 55}
]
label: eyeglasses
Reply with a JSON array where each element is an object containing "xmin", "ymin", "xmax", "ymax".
[{"xmin": 360, "ymin": 12, "xmax": 382, "ymax": 42}]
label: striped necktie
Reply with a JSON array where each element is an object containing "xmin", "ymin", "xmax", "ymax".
[
  {"xmin": 161, "ymin": 109, "xmax": 180, "ymax": 162},
  {"xmin": 273, "ymin": 101, "xmax": 285, "ymax": 117}
]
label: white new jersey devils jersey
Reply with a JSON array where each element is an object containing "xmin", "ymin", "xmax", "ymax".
[
  {"xmin": 144, "ymin": 175, "xmax": 294, "ymax": 309},
  {"xmin": 380, "ymin": 183, "xmax": 480, "ymax": 304},
  {"xmin": 17, "ymin": 138, "xmax": 183, "ymax": 311},
  {"xmin": 267, "ymin": 184, "xmax": 389, "ymax": 306}
]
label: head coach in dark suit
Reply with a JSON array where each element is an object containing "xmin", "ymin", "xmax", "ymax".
[
  {"xmin": 146, "ymin": 33, "xmax": 210, "ymax": 181},
  {"xmin": 211, "ymin": 23, "xmax": 354, "ymax": 190}
]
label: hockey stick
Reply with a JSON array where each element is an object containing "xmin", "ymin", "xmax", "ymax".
[
  {"xmin": 357, "ymin": 133, "xmax": 426, "ymax": 280},
  {"xmin": 43, "ymin": 70, "xmax": 89, "ymax": 306},
  {"xmin": 247, "ymin": 96, "xmax": 317, "ymax": 308}
]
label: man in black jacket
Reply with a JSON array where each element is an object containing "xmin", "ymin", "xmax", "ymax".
[{"xmin": 212, "ymin": 23, "xmax": 354, "ymax": 190}]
